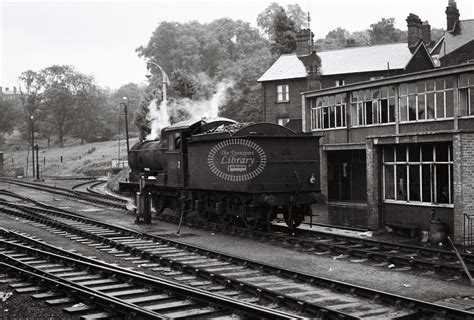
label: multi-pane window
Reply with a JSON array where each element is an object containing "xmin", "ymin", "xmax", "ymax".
[
  {"xmin": 383, "ymin": 143, "xmax": 453, "ymax": 205},
  {"xmin": 335, "ymin": 79, "xmax": 345, "ymax": 87},
  {"xmin": 310, "ymin": 94, "xmax": 347, "ymax": 130},
  {"xmin": 350, "ymin": 86, "xmax": 396, "ymax": 126},
  {"xmin": 399, "ymin": 77, "xmax": 454, "ymax": 122},
  {"xmin": 459, "ymin": 72, "xmax": 474, "ymax": 117},
  {"xmin": 276, "ymin": 84, "xmax": 289, "ymax": 102}
]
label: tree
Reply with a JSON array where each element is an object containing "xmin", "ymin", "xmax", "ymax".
[
  {"xmin": 271, "ymin": 8, "xmax": 298, "ymax": 55},
  {"xmin": 315, "ymin": 27, "xmax": 350, "ymax": 50},
  {"xmin": 0, "ymin": 98, "xmax": 18, "ymax": 146},
  {"xmin": 18, "ymin": 70, "xmax": 43, "ymax": 140},
  {"xmin": 369, "ymin": 18, "xmax": 406, "ymax": 44},
  {"xmin": 109, "ymin": 83, "xmax": 146, "ymax": 137},
  {"xmin": 70, "ymin": 77, "xmax": 110, "ymax": 144},
  {"xmin": 257, "ymin": 3, "xmax": 306, "ymax": 39},
  {"xmin": 135, "ymin": 17, "xmax": 273, "ymax": 136}
]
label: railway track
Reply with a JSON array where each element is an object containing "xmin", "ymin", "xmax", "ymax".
[
  {"xmin": 0, "ymin": 229, "xmax": 293, "ymax": 319},
  {"xmin": 156, "ymin": 212, "xmax": 474, "ymax": 282},
  {"xmin": 0, "ymin": 178, "xmax": 127, "ymax": 209},
  {"xmin": 2, "ymin": 177, "xmax": 474, "ymax": 284},
  {"xmin": 1, "ymin": 195, "xmax": 472, "ymax": 318}
]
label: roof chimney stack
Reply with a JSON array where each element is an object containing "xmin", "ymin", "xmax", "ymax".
[
  {"xmin": 406, "ymin": 13, "xmax": 423, "ymax": 53},
  {"xmin": 446, "ymin": 0, "xmax": 460, "ymax": 32},
  {"xmin": 296, "ymin": 29, "xmax": 321, "ymax": 91},
  {"xmin": 422, "ymin": 21, "xmax": 432, "ymax": 47},
  {"xmin": 296, "ymin": 29, "xmax": 312, "ymax": 56}
]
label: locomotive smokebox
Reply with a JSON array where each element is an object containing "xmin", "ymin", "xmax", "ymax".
[{"xmin": 128, "ymin": 140, "xmax": 166, "ymax": 174}]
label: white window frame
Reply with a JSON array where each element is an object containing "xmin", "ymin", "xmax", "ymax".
[
  {"xmin": 459, "ymin": 72, "xmax": 474, "ymax": 118},
  {"xmin": 399, "ymin": 77, "xmax": 454, "ymax": 123},
  {"xmin": 276, "ymin": 84, "xmax": 289, "ymax": 102},
  {"xmin": 350, "ymin": 87, "xmax": 395, "ymax": 127},
  {"xmin": 310, "ymin": 95, "xmax": 347, "ymax": 130}
]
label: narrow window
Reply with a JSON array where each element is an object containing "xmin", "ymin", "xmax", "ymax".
[{"xmin": 276, "ymin": 84, "xmax": 289, "ymax": 102}]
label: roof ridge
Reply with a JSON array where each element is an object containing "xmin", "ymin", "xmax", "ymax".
[{"xmin": 318, "ymin": 42, "xmax": 407, "ymax": 53}]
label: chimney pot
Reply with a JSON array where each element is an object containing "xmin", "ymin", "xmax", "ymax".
[
  {"xmin": 422, "ymin": 21, "xmax": 432, "ymax": 47},
  {"xmin": 406, "ymin": 13, "xmax": 423, "ymax": 53},
  {"xmin": 296, "ymin": 29, "xmax": 312, "ymax": 57},
  {"xmin": 446, "ymin": 0, "xmax": 460, "ymax": 32}
]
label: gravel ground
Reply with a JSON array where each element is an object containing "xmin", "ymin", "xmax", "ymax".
[
  {"xmin": 1, "ymin": 178, "xmax": 473, "ymax": 318},
  {"xmin": 0, "ymin": 281, "xmax": 76, "ymax": 320}
]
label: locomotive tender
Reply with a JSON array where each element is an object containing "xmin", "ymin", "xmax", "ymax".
[{"xmin": 119, "ymin": 117, "xmax": 324, "ymax": 230}]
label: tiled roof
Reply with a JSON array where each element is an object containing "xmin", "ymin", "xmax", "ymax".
[
  {"xmin": 258, "ymin": 43, "xmax": 413, "ymax": 82},
  {"xmin": 437, "ymin": 20, "xmax": 474, "ymax": 59}
]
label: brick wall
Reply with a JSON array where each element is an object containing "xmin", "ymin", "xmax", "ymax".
[
  {"xmin": 366, "ymin": 139, "xmax": 381, "ymax": 230},
  {"xmin": 453, "ymin": 131, "xmax": 474, "ymax": 242},
  {"xmin": 441, "ymin": 40, "xmax": 474, "ymax": 67},
  {"xmin": 262, "ymin": 79, "xmax": 307, "ymax": 123}
]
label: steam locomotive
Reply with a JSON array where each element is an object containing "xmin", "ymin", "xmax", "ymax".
[{"xmin": 119, "ymin": 117, "xmax": 324, "ymax": 230}]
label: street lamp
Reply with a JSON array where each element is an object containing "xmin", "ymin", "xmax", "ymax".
[
  {"xmin": 121, "ymin": 96, "xmax": 130, "ymax": 153},
  {"xmin": 30, "ymin": 115, "xmax": 35, "ymax": 178},
  {"xmin": 146, "ymin": 61, "xmax": 170, "ymax": 103}
]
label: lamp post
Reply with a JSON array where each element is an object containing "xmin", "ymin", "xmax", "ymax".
[
  {"xmin": 121, "ymin": 96, "xmax": 130, "ymax": 153},
  {"xmin": 30, "ymin": 115, "xmax": 35, "ymax": 178},
  {"xmin": 146, "ymin": 61, "xmax": 169, "ymax": 103}
]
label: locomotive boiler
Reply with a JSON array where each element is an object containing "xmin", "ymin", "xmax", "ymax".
[{"xmin": 119, "ymin": 117, "xmax": 324, "ymax": 230}]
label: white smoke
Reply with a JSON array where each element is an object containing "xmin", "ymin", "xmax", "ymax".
[
  {"xmin": 145, "ymin": 98, "xmax": 170, "ymax": 140},
  {"xmin": 178, "ymin": 79, "xmax": 234, "ymax": 121},
  {"xmin": 145, "ymin": 79, "xmax": 233, "ymax": 141}
]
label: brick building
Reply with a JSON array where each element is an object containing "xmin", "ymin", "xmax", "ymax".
[
  {"xmin": 303, "ymin": 62, "xmax": 474, "ymax": 242},
  {"xmin": 431, "ymin": 0, "xmax": 474, "ymax": 67},
  {"xmin": 259, "ymin": 1, "xmax": 474, "ymax": 242},
  {"xmin": 258, "ymin": 41, "xmax": 434, "ymax": 130},
  {"xmin": 258, "ymin": 0, "xmax": 474, "ymax": 132}
]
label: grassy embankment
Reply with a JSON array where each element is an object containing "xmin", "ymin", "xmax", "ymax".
[{"xmin": 1, "ymin": 130, "xmax": 138, "ymax": 179}]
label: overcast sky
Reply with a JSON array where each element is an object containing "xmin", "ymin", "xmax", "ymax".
[{"xmin": 1, "ymin": 0, "xmax": 473, "ymax": 90}]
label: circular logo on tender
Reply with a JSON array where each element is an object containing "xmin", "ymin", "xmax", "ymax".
[{"xmin": 208, "ymin": 138, "xmax": 267, "ymax": 182}]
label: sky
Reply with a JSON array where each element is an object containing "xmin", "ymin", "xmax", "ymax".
[{"xmin": 1, "ymin": 0, "xmax": 473, "ymax": 90}]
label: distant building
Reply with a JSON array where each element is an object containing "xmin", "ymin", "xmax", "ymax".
[{"xmin": 0, "ymin": 86, "xmax": 21, "ymax": 101}]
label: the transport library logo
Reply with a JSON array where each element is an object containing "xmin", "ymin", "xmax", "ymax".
[{"xmin": 207, "ymin": 139, "xmax": 267, "ymax": 182}]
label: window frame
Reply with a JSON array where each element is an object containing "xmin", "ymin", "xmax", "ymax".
[
  {"xmin": 350, "ymin": 86, "xmax": 395, "ymax": 127},
  {"xmin": 310, "ymin": 94, "xmax": 347, "ymax": 130},
  {"xmin": 276, "ymin": 84, "xmax": 289, "ymax": 103},
  {"xmin": 399, "ymin": 77, "xmax": 455, "ymax": 123},
  {"xmin": 459, "ymin": 72, "xmax": 474, "ymax": 118},
  {"xmin": 382, "ymin": 143, "xmax": 453, "ymax": 207}
]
